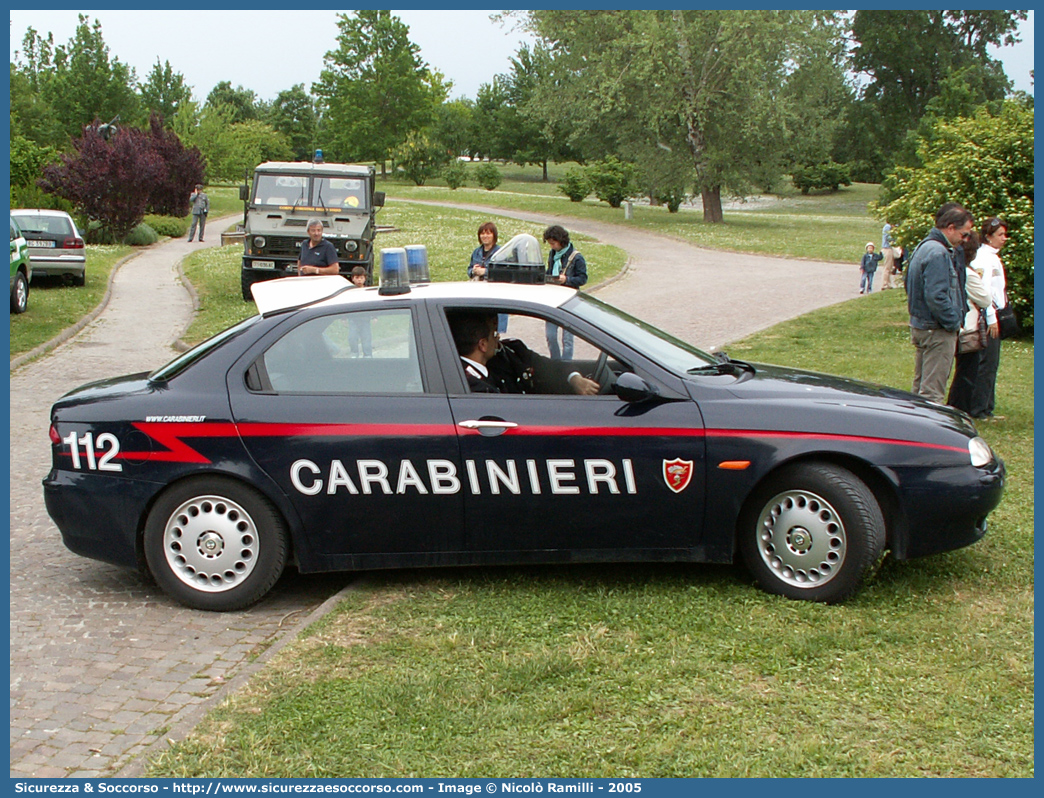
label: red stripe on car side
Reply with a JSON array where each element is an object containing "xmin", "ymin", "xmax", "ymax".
[{"xmin": 110, "ymin": 421, "xmax": 966, "ymax": 465}]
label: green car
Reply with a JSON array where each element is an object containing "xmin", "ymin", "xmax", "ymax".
[{"xmin": 10, "ymin": 215, "xmax": 31, "ymax": 314}]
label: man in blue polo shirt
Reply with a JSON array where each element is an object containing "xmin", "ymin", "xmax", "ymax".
[{"xmin": 296, "ymin": 219, "xmax": 340, "ymax": 276}]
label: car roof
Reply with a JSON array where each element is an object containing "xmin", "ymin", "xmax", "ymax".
[
  {"xmin": 11, "ymin": 209, "xmax": 75, "ymax": 218},
  {"xmin": 254, "ymin": 162, "xmax": 373, "ymax": 178},
  {"xmin": 251, "ymin": 277, "xmax": 576, "ymax": 317}
]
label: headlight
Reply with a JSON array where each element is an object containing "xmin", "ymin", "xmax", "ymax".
[
  {"xmin": 253, "ymin": 236, "xmax": 266, "ymax": 248},
  {"xmin": 969, "ymin": 437, "xmax": 993, "ymax": 467},
  {"xmin": 344, "ymin": 240, "xmax": 359, "ymax": 253}
]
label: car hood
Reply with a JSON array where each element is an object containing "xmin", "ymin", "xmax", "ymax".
[{"xmin": 690, "ymin": 361, "xmax": 978, "ymax": 437}]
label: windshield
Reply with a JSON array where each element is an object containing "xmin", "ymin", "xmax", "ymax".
[
  {"xmin": 253, "ymin": 174, "xmax": 307, "ymax": 206},
  {"xmin": 312, "ymin": 177, "xmax": 368, "ymax": 210},
  {"xmin": 149, "ymin": 315, "xmax": 262, "ymax": 382},
  {"xmin": 565, "ymin": 294, "xmax": 717, "ymax": 374}
]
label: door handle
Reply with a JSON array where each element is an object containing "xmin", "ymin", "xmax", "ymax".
[{"xmin": 458, "ymin": 419, "xmax": 518, "ymax": 437}]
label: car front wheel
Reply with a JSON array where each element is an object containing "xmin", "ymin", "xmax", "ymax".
[
  {"xmin": 739, "ymin": 462, "xmax": 885, "ymax": 603},
  {"xmin": 11, "ymin": 272, "xmax": 28, "ymax": 313},
  {"xmin": 144, "ymin": 476, "xmax": 288, "ymax": 611}
]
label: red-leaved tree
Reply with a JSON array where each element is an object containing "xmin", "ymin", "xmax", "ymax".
[
  {"xmin": 145, "ymin": 114, "xmax": 205, "ymax": 217},
  {"xmin": 39, "ymin": 115, "xmax": 204, "ymax": 241}
]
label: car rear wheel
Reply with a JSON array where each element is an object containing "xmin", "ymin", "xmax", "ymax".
[
  {"xmin": 739, "ymin": 462, "xmax": 885, "ymax": 603},
  {"xmin": 73, "ymin": 270, "xmax": 85, "ymax": 287},
  {"xmin": 11, "ymin": 272, "xmax": 28, "ymax": 313},
  {"xmin": 144, "ymin": 476, "xmax": 288, "ymax": 611}
]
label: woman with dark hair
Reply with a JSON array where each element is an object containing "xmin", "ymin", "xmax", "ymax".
[
  {"xmin": 467, "ymin": 221, "xmax": 500, "ymax": 279},
  {"xmin": 969, "ymin": 217, "xmax": 1011, "ymax": 420},
  {"xmin": 542, "ymin": 224, "xmax": 587, "ymax": 359},
  {"xmin": 947, "ymin": 231, "xmax": 991, "ymax": 413}
]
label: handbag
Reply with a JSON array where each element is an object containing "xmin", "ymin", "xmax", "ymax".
[
  {"xmin": 996, "ymin": 300, "xmax": 1019, "ymax": 340},
  {"xmin": 958, "ymin": 308, "xmax": 989, "ymax": 354}
]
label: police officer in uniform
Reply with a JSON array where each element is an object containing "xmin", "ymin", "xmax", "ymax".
[{"xmin": 448, "ymin": 310, "xmax": 599, "ymax": 395}]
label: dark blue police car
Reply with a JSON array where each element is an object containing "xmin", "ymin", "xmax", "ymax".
[{"xmin": 43, "ymin": 275, "xmax": 1005, "ymax": 610}]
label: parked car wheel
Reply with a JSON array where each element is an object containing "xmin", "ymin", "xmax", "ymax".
[
  {"xmin": 10, "ymin": 271, "xmax": 28, "ymax": 314},
  {"xmin": 739, "ymin": 462, "xmax": 885, "ymax": 603},
  {"xmin": 143, "ymin": 476, "xmax": 288, "ymax": 611}
]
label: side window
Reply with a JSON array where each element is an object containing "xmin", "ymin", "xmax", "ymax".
[
  {"xmin": 447, "ymin": 309, "xmax": 632, "ymax": 396},
  {"xmin": 258, "ymin": 309, "xmax": 423, "ymax": 394}
]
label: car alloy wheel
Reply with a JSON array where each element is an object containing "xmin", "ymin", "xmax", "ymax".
[
  {"xmin": 144, "ymin": 477, "xmax": 288, "ymax": 611},
  {"xmin": 11, "ymin": 272, "xmax": 28, "ymax": 314},
  {"xmin": 740, "ymin": 463, "xmax": 885, "ymax": 603}
]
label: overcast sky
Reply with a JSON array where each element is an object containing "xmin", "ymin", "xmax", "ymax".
[{"xmin": 7, "ymin": 8, "xmax": 1034, "ymax": 104}]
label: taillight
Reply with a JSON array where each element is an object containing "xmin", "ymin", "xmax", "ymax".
[
  {"xmin": 62, "ymin": 237, "xmax": 84, "ymax": 249},
  {"xmin": 49, "ymin": 424, "xmax": 61, "ymax": 445}
]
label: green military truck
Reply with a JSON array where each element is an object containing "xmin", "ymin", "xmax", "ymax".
[{"xmin": 239, "ymin": 159, "xmax": 385, "ymax": 300}]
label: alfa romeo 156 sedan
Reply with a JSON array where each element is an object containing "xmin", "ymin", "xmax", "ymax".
[{"xmin": 43, "ymin": 275, "xmax": 1005, "ymax": 610}]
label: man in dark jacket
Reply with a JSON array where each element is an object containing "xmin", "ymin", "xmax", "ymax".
[
  {"xmin": 906, "ymin": 203, "xmax": 974, "ymax": 402},
  {"xmin": 448, "ymin": 310, "xmax": 598, "ymax": 395}
]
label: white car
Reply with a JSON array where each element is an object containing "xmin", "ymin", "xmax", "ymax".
[{"xmin": 11, "ymin": 209, "xmax": 86, "ymax": 286}]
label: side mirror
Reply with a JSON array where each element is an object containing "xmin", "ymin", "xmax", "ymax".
[
  {"xmin": 615, "ymin": 372, "xmax": 659, "ymax": 403},
  {"xmin": 239, "ymin": 185, "xmax": 250, "ymax": 202},
  {"xmin": 373, "ymin": 191, "xmax": 386, "ymax": 208}
]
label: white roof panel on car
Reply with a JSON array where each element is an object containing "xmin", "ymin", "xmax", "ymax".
[{"xmin": 250, "ymin": 277, "xmax": 577, "ymax": 315}]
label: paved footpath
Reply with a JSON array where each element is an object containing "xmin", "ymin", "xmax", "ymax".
[
  {"xmin": 400, "ymin": 199, "xmax": 858, "ymax": 350},
  {"xmin": 10, "ymin": 225, "xmax": 345, "ymax": 778},
  {"xmin": 10, "ymin": 208, "xmax": 857, "ymax": 778}
]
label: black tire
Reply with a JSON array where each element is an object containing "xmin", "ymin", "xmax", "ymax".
[
  {"xmin": 10, "ymin": 271, "xmax": 28, "ymax": 314},
  {"xmin": 143, "ymin": 476, "xmax": 288, "ymax": 611},
  {"xmin": 739, "ymin": 462, "xmax": 885, "ymax": 603},
  {"xmin": 73, "ymin": 270, "xmax": 86, "ymax": 287},
  {"xmin": 241, "ymin": 269, "xmax": 254, "ymax": 301}
]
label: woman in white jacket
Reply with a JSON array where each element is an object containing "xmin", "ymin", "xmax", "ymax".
[
  {"xmin": 969, "ymin": 217, "xmax": 1011, "ymax": 420},
  {"xmin": 947, "ymin": 231, "xmax": 992, "ymax": 414}
]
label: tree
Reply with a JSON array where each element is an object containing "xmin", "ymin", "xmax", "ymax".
[
  {"xmin": 44, "ymin": 15, "xmax": 141, "ymax": 136},
  {"xmin": 873, "ymin": 101, "xmax": 1034, "ymax": 328},
  {"xmin": 313, "ymin": 11, "xmax": 448, "ymax": 168},
  {"xmin": 140, "ymin": 60, "xmax": 192, "ymax": 125},
  {"xmin": 267, "ymin": 84, "xmax": 317, "ymax": 161},
  {"xmin": 143, "ymin": 115, "xmax": 206, "ymax": 216},
  {"xmin": 525, "ymin": 10, "xmax": 830, "ymax": 222},
  {"xmin": 39, "ymin": 124, "xmax": 164, "ymax": 242},
  {"xmin": 174, "ymin": 102, "xmax": 292, "ymax": 182},
  {"xmin": 430, "ymin": 99, "xmax": 477, "ymax": 160},
  {"xmin": 205, "ymin": 81, "xmax": 259, "ymax": 123},
  {"xmin": 842, "ymin": 10, "xmax": 1024, "ymax": 179}
]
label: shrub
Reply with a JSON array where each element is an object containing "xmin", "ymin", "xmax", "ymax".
[
  {"xmin": 654, "ymin": 189, "xmax": 686, "ymax": 213},
  {"xmin": 792, "ymin": 161, "xmax": 852, "ymax": 194},
  {"xmin": 558, "ymin": 167, "xmax": 591, "ymax": 202},
  {"xmin": 474, "ymin": 163, "xmax": 503, "ymax": 191},
  {"xmin": 443, "ymin": 160, "xmax": 468, "ymax": 190},
  {"xmin": 124, "ymin": 223, "xmax": 159, "ymax": 246},
  {"xmin": 144, "ymin": 215, "xmax": 189, "ymax": 238},
  {"xmin": 83, "ymin": 220, "xmax": 116, "ymax": 245},
  {"xmin": 585, "ymin": 156, "xmax": 639, "ymax": 208},
  {"xmin": 393, "ymin": 131, "xmax": 448, "ymax": 186},
  {"xmin": 873, "ymin": 101, "xmax": 1034, "ymax": 329}
]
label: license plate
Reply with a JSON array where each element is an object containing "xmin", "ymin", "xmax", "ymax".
[
  {"xmin": 252, "ymin": 261, "xmax": 276, "ymax": 270},
  {"xmin": 29, "ymin": 240, "xmax": 55, "ymax": 248}
]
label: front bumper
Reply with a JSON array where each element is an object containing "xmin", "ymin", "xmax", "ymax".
[{"xmin": 889, "ymin": 457, "xmax": 1006, "ymax": 559}]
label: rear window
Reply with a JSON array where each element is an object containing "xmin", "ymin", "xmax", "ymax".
[{"xmin": 12, "ymin": 214, "xmax": 73, "ymax": 237}]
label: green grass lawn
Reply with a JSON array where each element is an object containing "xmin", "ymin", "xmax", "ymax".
[
  {"xmin": 8, "ymin": 245, "xmax": 134, "ymax": 358},
  {"xmin": 146, "ymin": 288, "xmax": 1033, "ymax": 779}
]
